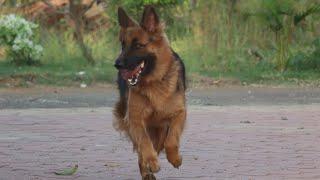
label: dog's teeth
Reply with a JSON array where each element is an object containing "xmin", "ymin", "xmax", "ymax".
[
  {"xmin": 141, "ymin": 62, "xmax": 144, "ymax": 68},
  {"xmin": 129, "ymin": 78, "xmax": 138, "ymax": 85},
  {"xmin": 139, "ymin": 70, "xmax": 142, "ymax": 73}
]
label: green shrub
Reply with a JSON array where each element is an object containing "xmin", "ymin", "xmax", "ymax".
[{"xmin": 0, "ymin": 14, "xmax": 43, "ymax": 65}]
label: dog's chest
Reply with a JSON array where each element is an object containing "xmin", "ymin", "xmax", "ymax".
[
  {"xmin": 141, "ymin": 84, "xmax": 171, "ymax": 108},
  {"xmin": 144, "ymin": 92, "xmax": 182, "ymax": 123},
  {"xmin": 129, "ymin": 76, "xmax": 184, "ymax": 123}
]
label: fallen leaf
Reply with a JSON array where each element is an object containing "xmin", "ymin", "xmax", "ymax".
[
  {"xmin": 240, "ymin": 120, "xmax": 253, "ymax": 124},
  {"xmin": 54, "ymin": 164, "xmax": 78, "ymax": 176},
  {"xmin": 104, "ymin": 162, "xmax": 120, "ymax": 168}
]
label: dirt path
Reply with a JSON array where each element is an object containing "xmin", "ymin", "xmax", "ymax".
[
  {"xmin": 1, "ymin": 86, "xmax": 320, "ymax": 109},
  {"xmin": 1, "ymin": 106, "xmax": 320, "ymax": 180}
]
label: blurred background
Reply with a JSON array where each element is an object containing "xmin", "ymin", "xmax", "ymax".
[{"xmin": 0, "ymin": 0, "xmax": 320, "ymax": 88}]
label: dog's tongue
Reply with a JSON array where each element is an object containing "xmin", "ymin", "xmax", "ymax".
[
  {"xmin": 120, "ymin": 70, "xmax": 133, "ymax": 80},
  {"xmin": 120, "ymin": 67, "xmax": 140, "ymax": 80}
]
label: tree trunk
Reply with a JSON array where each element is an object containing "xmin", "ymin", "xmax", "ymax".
[
  {"xmin": 69, "ymin": 0, "xmax": 95, "ymax": 65},
  {"xmin": 74, "ymin": 18, "xmax": 95, "ymax": 65},
  {"xmin": 190, "ymin": 0, "xmax": 197, "ymax": 8},
  {"xmin": 227, "ymin": 0, "xmax": 237, "ymax": 48}
]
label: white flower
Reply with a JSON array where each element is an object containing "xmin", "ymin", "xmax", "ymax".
[
  {"xmin": 12, "ymin": 44, "xmax": 20, "ymax": 51},
  {"xmin": 77, "ymin": 71, "xmax": 86, "ymax": 76},
  {"xmin": 34, "ymin": 45, "xmax": 43, "ymax": 53}
]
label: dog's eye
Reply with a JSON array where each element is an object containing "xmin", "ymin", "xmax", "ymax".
[{"xmin": 135, "ymin": 43, "xmax": 145, "ymax": 49}]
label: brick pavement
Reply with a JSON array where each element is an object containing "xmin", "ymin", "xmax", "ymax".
[{"xmin": 0, "ymin": 105, "xmax": 319, "ymax": 180}]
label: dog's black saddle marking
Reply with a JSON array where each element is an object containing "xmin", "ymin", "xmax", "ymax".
[{"xmin": 171, "ymin": 49, "xmax": 187, "ymax": 91}]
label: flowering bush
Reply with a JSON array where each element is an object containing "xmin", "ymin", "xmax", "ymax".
[{"xmin": 0, "ymin": 14, "xmax": 43, "ymax": 65}]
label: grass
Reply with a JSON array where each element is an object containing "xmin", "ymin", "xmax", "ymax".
[
  {"xmin": 1, "ymin": 34, "xmax": 319, "ymax": 88},
  {"xmin": 1, "ymin": 29, "xmax": 320, "ymax": 88},
  {"xmin": 171, "ymin": 34, "xmax": 320, "ymax": 87},
  {"xmin": 0, "ymin": 58, "xmax": 115, "ymax": 87}
]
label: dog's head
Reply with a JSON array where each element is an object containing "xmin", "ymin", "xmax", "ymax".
[{"xmin": 114, "ymin": 6, "xmax": 170, "ymax": 86}]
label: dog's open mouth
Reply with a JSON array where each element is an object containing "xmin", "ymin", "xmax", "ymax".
[{"xmin": 120, "ymin": 61, "xmax": 145, "ymax": 86}]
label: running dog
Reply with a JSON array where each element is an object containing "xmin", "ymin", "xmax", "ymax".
[{"xmin": 113, "ymin": 6, "xmax": 186, "ymax": 180}]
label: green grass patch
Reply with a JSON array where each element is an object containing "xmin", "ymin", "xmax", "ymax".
[
  {"xmin": 0, "ymin": 59, "xmax": 115, "ymax": 87},
  {"xmin": 1, "ymin": 30, "xmax": 320, "ymax": 88},
  {"xmin": 0, "ymin": 31, "xmax": 117, "ymax": 87}
]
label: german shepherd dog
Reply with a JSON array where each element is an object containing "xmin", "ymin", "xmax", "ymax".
[{"xmin": 113, "ymin": 6, "xmax": 186, "ymax": 180}]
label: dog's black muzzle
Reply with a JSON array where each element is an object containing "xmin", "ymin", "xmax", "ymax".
[{"xmin": 114, "ymin": 56, "xmax": 145, "ymax": 70}]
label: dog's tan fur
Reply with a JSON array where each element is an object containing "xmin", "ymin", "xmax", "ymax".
[{"xmin": 113, "ymin": 6, "xmax": 186, "ymax": 180}]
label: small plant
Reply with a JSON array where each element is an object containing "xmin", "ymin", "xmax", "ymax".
[
  {"xmin": 288, "ymin": 38, "xmax": 320, "ymax": 71},
  {"xmin": 0, "ymin": 14, "xmax": 43, "ymax": 65}
]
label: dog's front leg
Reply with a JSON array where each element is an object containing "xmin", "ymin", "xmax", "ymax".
[
  {"xmin": 129, "ymin": 120, "xmax": 160, "ymax": 174},
  {"xmin": 165, "ymin": 109, "xmax": 186, "ymax": 168},
  {"xmin": 138, "ymin": 153, "xmax": 157, "ymax": 180},
  {"xmin": 127, "ymin": 93, "xmax": 160, "ymax": 178}
]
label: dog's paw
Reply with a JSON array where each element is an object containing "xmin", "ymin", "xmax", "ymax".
[
  {"xmin": 143, "ymin": 174, "xmax": 156, "ymax": 180},
  {"xmin": 167, "ymin": 154, "xmax": 182, "ymax": 168},
  {"xmin": 147, "ymin": 157, "xmax": 160, "ymax": 173}
]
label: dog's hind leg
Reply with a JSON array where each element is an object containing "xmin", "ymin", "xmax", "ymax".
[{"xmin": 164, "ymin": 109, "xmax": 186, "ymax": 168}]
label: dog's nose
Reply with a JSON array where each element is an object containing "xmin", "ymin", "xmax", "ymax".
[{"xmin": 114, "ymin": 59, "xmax": 124, "ymax": 69}]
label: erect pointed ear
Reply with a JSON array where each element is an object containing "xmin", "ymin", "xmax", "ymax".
[
  {"xmin": 140, "ymin": 5, "xmax": 160, "ymax": 33},
  {"xmin": 118, "ymin": 7, "xmax": 137, "ymax": 28}
]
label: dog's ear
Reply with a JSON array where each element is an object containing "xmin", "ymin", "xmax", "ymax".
[
  {"xmin": 140, "ymin": 5, "xmax": 160, "ymax": 33},
  {"xmin": 118, "ymin": 7, "xmax": 136, "ymax": 28}
]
